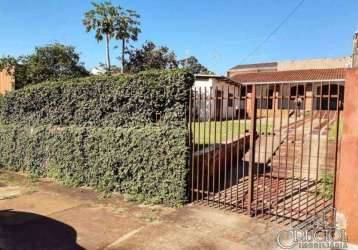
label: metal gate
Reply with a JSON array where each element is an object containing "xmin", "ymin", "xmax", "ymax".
[{"xmin": 188, "ymin": 82, "xmax": 343, "ymax": 226}]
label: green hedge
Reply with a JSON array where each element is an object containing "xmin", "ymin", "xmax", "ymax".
[
  {"xmin": 0, "ymin": 124, "xmax": 189, "ymax": 206},
  {"xmin": 0, "ymin": 69, "xmax": 193, "ymax": 127},
  {"xmin": 0, "ymin": 69, "xmax": 193, "ymax": 206}
]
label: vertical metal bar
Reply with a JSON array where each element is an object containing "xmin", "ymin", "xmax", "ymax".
[
  {"xmin": 314, "ymin": 82, "xmax": 323, "ymax": 215},
  {"xmin": 204, "ymin": 89, "xmax": 209, "ymax": 201},
  {"xmin": 282, "ymin": 82, "xmax": 291, "ymax": 221},
  {"xmin": 275, "ymin": 83, "xmax": 284, "ymax": 221},
  {"xmin": 224, "ymin": 85, "xmax": 230, "ymax": 208},
  {"xmin": 289, "ymin": 84, "xmax": 299, "ymax": 223},
  {"xmin": 323, "ymin": 83, "xmax": 331, "ymax": 211},
  {"xmin": 196, "ymin": 88, "xmax": 202, "ymax": 202},
  {"xmin": 242, "ymin": 86, "xmax": 248, "ymax": 212},
  {"xmin": 268, "ymin": 84, "xmax": 277, "ymax": 217},
  {"xmin": 207, "ymin": 87, "xmax": 212, "ymax": 204},
  {"xmin": 261, "ymin": 84, "xmax": 270, "ymax": 216},
  {"xmin": 248, "ymin": 85, "xmax": 257, "ymax": 215},
  {"xmin": 230, "ymin": 86, "xmax": 236, "ymax": 208},
  {"xmin": 189, "ymin": 88, "xmax": 194, "ymax": 202},
  {"xmin": 201, "ymin": 88, "xmax": 207, "ymax": 202},
  {"xmin": 236, "ymin": 86, "xmax": 242, "ymax": 211},
  {"xmin": 306, "ymin": 83, "xmax": 315, "ymax": 220},
  {"xmin": 332, "ymin": 84, "xmax": 341, "ymax": 210},
  {"xmin": 218, "ymin": 85, "xmax": 224, "ymax": 207},
  {"xmin": 213, "ymin": 87, "xmax": 218, "ymax": 205},
  {"xmin": 297, "ymin": 83, "xmax": 307, "ymax": 221},
  {"xmin": 255, "ymin": 85, "xmax": 263, "ymax": 217}
]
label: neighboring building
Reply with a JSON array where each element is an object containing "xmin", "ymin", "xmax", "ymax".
[
  {"xmin": 193, "ymin": 74, "xmax": 241, "ymax": 120},
  {"xmin": 228, "ymin": 57, "xmax": 351, "ymax": 78},
  {"xmin": 194, "ymin": 68, "xmax": 346, "ymax": 120},
  {"xmin": 90, "ymin": 67, "xmax": 107, "ymax": 75},
  {"xmin": 228, "ymin": 30, "xmax": 358, "ymax": 78},
  {"xmin": 277, "ymin": 57, "xmax": 351, "ymax": 71},
  {"xmin": 231, "ymin": 68, "xmax": 345, "ymax": 115},
  {"xmin": 194, "ymin": 30, "xmax": 358, "ymax": 120},
  {"xmin": 0, "ymin": 68, "xmax": 15, "ymax": 95},
  {"xmin": 228, "ymin": 62, "xmax": 278, "ymax": 76},
  {"xmin": 221, "ymin": 30, "xmax": 358, "ymax": 117}
]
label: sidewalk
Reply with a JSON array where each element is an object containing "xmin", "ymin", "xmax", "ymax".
[{"xmin": 0, "ymin": 170, "xmax": 283, "ymax": 250}]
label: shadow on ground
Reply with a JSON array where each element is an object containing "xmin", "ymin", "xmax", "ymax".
[{"xmin": 0, "ymin": 210, "xmax": 83, "ymax": 250}]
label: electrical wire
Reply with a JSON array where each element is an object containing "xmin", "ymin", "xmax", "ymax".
[{"xmin": 241, "ymin": 0, "xmax": 305, "ymax": 63}]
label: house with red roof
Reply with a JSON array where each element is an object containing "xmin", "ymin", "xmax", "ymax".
[{"xmin": 193, "ymin": 31, "xmax": 358, "ymax": 120}]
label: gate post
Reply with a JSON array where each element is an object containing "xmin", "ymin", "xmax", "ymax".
[
  {"xmin": 248, "ymin": 85, "xmax": 257, "ymax": 215},
  {"xmin": 336, "ymin": 69, "xmax": 358, "ymax": 244}
]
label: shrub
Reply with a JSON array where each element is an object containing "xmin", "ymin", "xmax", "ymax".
[
  {"xmin": 0, "ymin": 69, "xmax": 194, "ymax": 127},
  {"xmin": 0, "ymin": 69, "xmax": 193, "ymax": 206},
  {"xmin": 316, "ymin": 173, "xmax": 334, "ymax": 200},
  {"xmin": 0, "ymin": 124, "xmax": 189, "ymax": 206}
]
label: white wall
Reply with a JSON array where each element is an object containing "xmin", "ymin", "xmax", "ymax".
[
  {"xmin": 193, "ymin": 78, "xmax": 243, "ymax": 120},
  {"xmin": 193, "ymin": 78, "xmax": 213, "ymax": 91}
]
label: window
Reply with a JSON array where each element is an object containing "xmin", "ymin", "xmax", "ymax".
[
  {"xmin": 228, "ymin": 93, "xmax": 234, "ymax": 107},
  {"xmin": 256, "ymin": 85, "xmax": 273, "ymax": 109}
]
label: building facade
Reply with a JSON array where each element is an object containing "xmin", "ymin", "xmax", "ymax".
[
  {"xmin": 228, "ymin": 57, "xmax": 351, "ymax": 78},
  {"xmin": 0, "ymin": 68, "xmax": 15, "ymax": 95}
]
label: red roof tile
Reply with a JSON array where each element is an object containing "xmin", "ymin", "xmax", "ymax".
[{"xmin": 230, "ymin": 68, "xmax": 346, "ymax": 83}]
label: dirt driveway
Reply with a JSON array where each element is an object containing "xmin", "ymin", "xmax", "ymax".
[{"xmin": 0, "ymin": 170, "xmax": 284, "ymax": 250}]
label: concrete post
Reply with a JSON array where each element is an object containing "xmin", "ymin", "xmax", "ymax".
[{"xmin": 336, "ymin": 69, "xmax": 358, "ymax": 244}]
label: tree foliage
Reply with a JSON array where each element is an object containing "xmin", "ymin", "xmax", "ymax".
[
  {"xmin": 124, "ymin": 41, "xmax": 213, "ymax": 75},
  {"xmin": 83, "ymin": 1, "xmax": 141, "ymax": 72},
  {"xmin": 114, "ymin": 8, "xmax": 141, "ymax": 73},
  {"xmin": 124, "ymin": 41, "xmax": 178, "ymax": 73},
  {"xmin": 0, "ymin": 56, "xmax": 18, "ymax": 71},
  {"xmin": 178, "ymin": 56, "xmax": 213, "ymax": 75},
  {"xmin": 24, "ymin": 43, "xmax": 88, "ymax": 84},
  {"xmin": 0, "ymin": 43, "xmax": 88, "ymax": 89},
  {"xmin": 83, "ymin": 1, "xmax": 118, "ymax": 70}
]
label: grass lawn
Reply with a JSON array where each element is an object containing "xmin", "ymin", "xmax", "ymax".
[
  {"xmin": 192, "ymin": 119, "xmax": 273, "ymax": 147},
  {"xmin": 328, "ymin": 118, "xmax": 343, "ymax": 140}
]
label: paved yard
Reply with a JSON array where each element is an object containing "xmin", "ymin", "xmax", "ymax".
[{"xmin": 0, "ymin": 170, "xmax": 286, "ymax": 250}]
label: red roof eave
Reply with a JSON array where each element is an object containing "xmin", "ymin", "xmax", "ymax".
[{"xmin": 230, "ymin": 68, "xmax": 346, "ymax": 84}]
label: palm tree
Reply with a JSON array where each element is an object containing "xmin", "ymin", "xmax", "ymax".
[
  {"xmin": 83, "ymin": 1, "xmax": 118, "ymax": 71},
  {"xmin": 114, "ymin": 9, "xmax": 141, "ymax": 73}
]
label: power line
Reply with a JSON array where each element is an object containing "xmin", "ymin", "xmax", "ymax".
[{"xmin": 241, "ymin": 0, "xmax": 305, "ymax": 63}]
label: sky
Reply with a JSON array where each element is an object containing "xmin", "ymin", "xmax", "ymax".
[{"xmin": 0, "ymin": 0, "xmax": 357, "ymax": 75}]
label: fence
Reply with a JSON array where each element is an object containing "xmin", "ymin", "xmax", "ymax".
[{"xmin": 188, "ymin": 82, "xmax": 343, "ymax": 226}]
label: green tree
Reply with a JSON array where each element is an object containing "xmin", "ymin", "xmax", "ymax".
[
  {"xmin": 124, "ymin": 41, "xmax": 178, "ymax": 73},
  {"xmin": 0, "ymin": 43, "xmax": 88, "ymax": 89},
  {"xmin": 124, "ymin": 41, "xmax": 213, "ymax": 75},
  {"xmin": 24, "ymin": 43, "xmax": 88, "ymax": 84},
  {"xmin": 83, "ymin": 1, "xmax": 118, "ymax": 71},
  {"xmin": 0, "ymin": 56, "xmax": 18, "ymax": 70},
  {"xmin": 178, "ymin": 56, "xmax": 213, "ymax": 74},
  {"xmin": 114, "ymin": 8, "xmax": 141, "ymax": 73}
]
